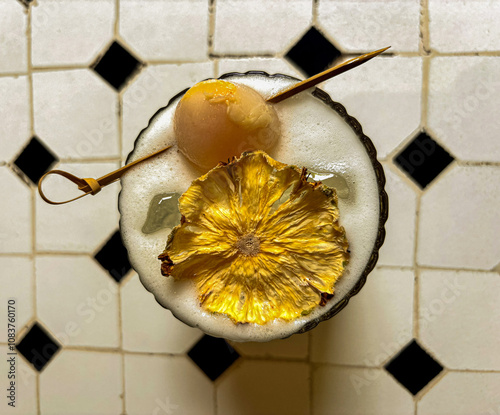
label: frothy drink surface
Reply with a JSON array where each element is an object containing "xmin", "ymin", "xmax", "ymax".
[{"xmin": 119, "ymin": 73, "xmax": 381, "ymax": 342}]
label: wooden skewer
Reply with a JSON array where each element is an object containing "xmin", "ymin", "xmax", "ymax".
[
  {"xmin": 38, "ymin": 146, "xmax": 172, "ymax": 205},
  {"xmin": 38, "ymin": 47, "xmax": 389, "ymax": 205},
  {"xmin": 266, "ymin": 46, "xmax": 391, "ymax": 104}
]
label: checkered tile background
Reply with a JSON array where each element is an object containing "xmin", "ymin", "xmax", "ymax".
[{"xmin": 1, "ymin": 0, "xmax": 500, "ymax": 414}]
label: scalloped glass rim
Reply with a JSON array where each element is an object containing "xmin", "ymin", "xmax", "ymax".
[{"xmin": 119, "ymin": 71, "xmax": 389, "ymax": 337}]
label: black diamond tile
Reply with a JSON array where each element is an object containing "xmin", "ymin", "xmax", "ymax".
[
  {"xmin": 285, "ymin": 27, "xmax": 342, "ymax": 77},
  {"xmin": 13, "ymin": 136, "xmax": 58, "ymax": 184},
  {"xmin": 188, "ymin": 335, "xmax": 239, "ymax": 381},
  {"xmin": 16, "ymin": 0, "xmax": 33, "ymax": 7},
  {"xmin": 385, "ymin": 340, "xmax": 443, "ymax": 395},
  {"xmin": 94, "ymin": 230, "xmax": 131, "ymax": 282},
  {"xmin": 394, "ymin": 132, "xmax": 454, "ymax": 189},
  {"xmin": 92, "ymin": 41, "xmax": 142, "ymax": 91},
  {"xmin": 16, "ymin": 323, "xmax": 60, "ymax": 371}
]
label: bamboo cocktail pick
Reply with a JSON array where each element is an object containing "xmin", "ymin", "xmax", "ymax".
[
  {"xmin": 38, "ymin": 146, "xmax": 172, "ymax": 205},
  {"xmin": 266, "ymin": 46, "xmax": 391, "ymax": 103},
  {"xmin": 38, "ymin": 46, "xmax": 390, "ymax": 205}
]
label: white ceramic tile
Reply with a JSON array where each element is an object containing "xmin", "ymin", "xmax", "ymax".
[
  {"xmin": 33, "ymin": 69, "xmax": 119, "ymax": 159},
  {"xmin": 313, "ymin": 366, "xmax": 413, "ymax": 415},
  {"xmin": 125, "ymin": 354, "xmax": 214, "ymax": 415},
  {"xmin": 0, "ymin": 1, "xmax": 27, "ymax": 73},
  {"xmin": 0, "ymin": 345, "xmax": 38, "ymax": 415},
  {"xmin": 120, "ymin": 0, "xmax": 208, "ymax": 62},
  {"xmin": 214, "ymin": 0, "xmax": 312, "ymax": 55},
  {"xmin": 429, "ymin": 0, "xmax": 500, "ymax": 52},
  {"xmin": 317, "ymin": 0, "xmax": 420, "ymax": 53},
  {"xmin": 31, "ymin": 0, "xmax": 114, "ymax": 66},
  {"xmin": 40, "ymin": 350, "xmax": 122, "ymax": 415},
  {"xmin": 428, "ymin": 57, "xmax": 500, "ymax": 162},
  {"xmin": 0, "ymin": 257, "xmax": 33, "ymax": 342},
  {"xmin": 418, "ymin": 165, "xmax": 500, "ymax": 269},
  {"xmin": 419, "ymin": 372, "xmax": 500, "ymax": 415},
  {"xmin": 36, "ymin": 162, "xmax": 120, "ymax": 252},
  {"xmin": 0, "ymin": 76, "xmax": 30, "ymax": 163},
  {"xmin": 377, "ymin": 166, "xmax": 417, "ymax": 267},
  {"xmin": 122, "ymin": 62, "xmax": 213, "ymax": 158},
  {"xmin": 419, "ymin": 269, "xmax": 500, "ymax": 370},
  {"xmin": 0, "ymin": 167, "xmax": 31, "ymax": 254},
  {"xmin": 218, "ymin": 360, "xmax": 309, "ymax": 415},
  {"xmin": 217, "ymin": 57, "xmax": 303, "ymax": 78},
  {"xmin": 323, "ymin": 57, "xmax": 422, "ymax": 159},
  {"xmin": 311, "ymin": 268, "xmax": 414, "ymax": 366},
  {"xmin": 231, "ymin": 333, "xmax": 308, "ymax": 360},
  {"xmin": 36, "ymin": 256, "xmax": 119, "ymax": 348},
  {"xmin": 122, "ymin": 273, "xmax": 202, "ymax": 353}
]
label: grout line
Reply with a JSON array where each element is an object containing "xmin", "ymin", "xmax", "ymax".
[
  {"xmin": 213, "ymin": 58, "xmax": 219, "ymax": 78},
  {"xmin": 213, "ymin": 381, "xmax": 218, "ymax": 415},
  {"xmin": 432, "ymin": 50, "xmax": 500, "ymax": 56},
  {"xmin": 58, "ymin": 157, "xmax": 123, "ymax": 164},
  {"xmin": 242, "ymin": 355, "xmax": 310, "ymax": 363},
  {"xmin": 455, "ymin": 160, "xmax": 500, "ymax": 167},
  {"xmin": 4, "ymin": 52, "xmax": 500, "ymax": 77},
  {"xmin": 32, "ymin": 65, "xmax": 89, "ymax": 72},
  {"xmin": 209, "ymin": 53, "xmax": 275, "ymax": 59},
  {"xmin": 121, "ymin": 352, "xmax": 127, "ymax": 415},
  {"xmin": 0, "ymin": 71, "xmax": 29, "ymax": 78},
  {"xmin": 448, "ymin": 368, "xmax": 500, "ymax": 374},
  {"xmin": 122, "ymin": 350, "xmax": 179, "ymax": 358},
  {"xmin": 421, "ymin": 56, "xmax": 431, "ymax": 127},
  {"xmin": 117, "ymin": 96, "xmax": 124, "ymax": 165},
  {"xmin": 208, "ymin": 0, "xmax": 216, "ymax": 55},
  {"xmin": 63, "ymin": 345, "xmax": 121, "ymax": 353},
  {"xmin": 25, "ymin": 6, "xmax": 41, "ymax": 414},
  {"xmin": 413, "ymin": 259, "xmax": 421, "ymax": 339},
  {"xmin": 419, "ymin": 0, "xmax": 431, "ymax": 55},
  {"xmin": 35, "ymin": 251, "xmax": 93, "ymax": 256},
  {"xmin": 411, "ymin": 61, "xmax": 423, "ymax": 342},
  {"xmin": 36, "ymin": 372, "xmax": 41, "ymax": 415},
  {"xmin": 310, "ymin": 361, "xmax": 378, "ymax": 370},
  {"xmin": 114, "ymin": 0, "xmax": 120, "ymax": 35},
  {"xmin": 146, "ymin": 59, "xmax": 213, "ymax": 65},
  {"xmin": 312, "ymin": 0, "xmax": 318, "ymax": 26},
  {"xmin": 118, "ymin": 290, "xmax": 126, "ymax": 415},
  {"xmin": 419, "ymin": 265, "xmax": 499, "ymax": 274},
  {"xmin": 376, "ymin": 264, "xmax": 415, "ymax": 271},
  {"xmin": 413, "ymin": 186, "xmax": 423, "ymax": 340}
]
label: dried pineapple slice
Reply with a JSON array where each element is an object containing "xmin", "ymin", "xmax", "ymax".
[{"xmin": 158, "ymin": 151, "xmax": 349, "ymax": 325}]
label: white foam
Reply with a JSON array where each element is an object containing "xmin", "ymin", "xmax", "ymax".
[{"xmin": 119, "ymin": 73, "xmax": 381, "ymax": 342}]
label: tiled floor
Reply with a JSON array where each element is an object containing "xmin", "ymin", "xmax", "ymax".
[{"xmin": 1, "ymin": 0, "xmax": 499, "ymax": 414}]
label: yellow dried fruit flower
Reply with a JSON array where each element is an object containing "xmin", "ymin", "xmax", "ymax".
[{"xmin": 158, "ymin": 151, "xmax": 349, "ymax": 325}]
